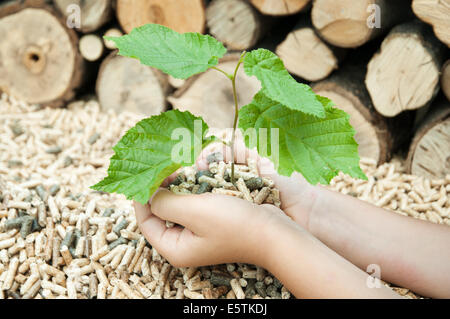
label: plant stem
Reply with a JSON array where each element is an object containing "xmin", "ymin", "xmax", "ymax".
[
  {"xmin": 211, "ymin": 52, "xmax": 246, "ymax": 184},
  {"xmin": 230, "ymin": 51, "xmax": 246, "ymax": 184},
  {"xmin": 211, "ymin": 66, "xmax": 232, "ymax": 79}
]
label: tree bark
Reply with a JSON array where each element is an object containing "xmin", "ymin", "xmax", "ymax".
[
  {"xmin": 206, "ymin": 0, "xmax": 271, "ymax": 50},
  {"xmin": 441, "ymin": 60, "xmax": 450, "ymax": 102},
  {"xmin": 0, "ymin": 0, "xmax": 84, "ymax": 107},
  {"xmin": 406, "ymin": 100, "xmax": 450, "ymax": 179},
  {"xmin": 96, "ymin": 52, "xmax": 170, "ymax": 115},
  {"xmin": 168, "ymin": 54, "xmax": 261, "ymax": 129},
  {"xmin": 116, "ymin": 0, "xmax": 206, "ymax": 34},
  {"xmin": 249, "ymin": 0, "xmax": 310, "ymax": 16},
  {"xmin": 312, "ymin": 65, "xmax": 413, "ymax": 164},
  {"xmin": 311, "ymin": 0, "xmax": 411, "ymax": 48},
  {"xmin": 412, "ymin": 0, "xmax": 450, "ymax": 47},
  {"xmin": 53, "ymin": 0, "xmax": 113, "ymax": 33},
  {"xmin": 365, "ymin": 21, "xmax": 447, "ymax": 117}
]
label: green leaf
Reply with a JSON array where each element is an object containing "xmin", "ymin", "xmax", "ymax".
[
  {"xmin": 243, "ymin": 49, "xmax": 325, "ymax": 118},
  {"xmin": 90, "ymin": 110, "xmax": 215, "ymax": 204},
  {"xmin": 238, "ymin": 91, "xmax": 367, "ymax": 185},
  {"xmin": 105, "ymin": 24, "xmax": 227, "ymax": 79}
]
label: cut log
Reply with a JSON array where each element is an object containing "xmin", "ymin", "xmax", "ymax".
[
  {"xmin": 0, "ymin": 2, "xmax": 84, "ymax": 107},
  {"xmin": 103, "ymin": 28, "xmax": 123, "ymax": 50},
  {"xmin": 206, "ymin": 0, "xmax": 269, "ymax": 50},
  {"xmin": 53, "ymin": 0, "xmax": 113, "ymax": 33},
  {"xmin": 311, "ymin": 0, "xmax": 411, "ymax": 48},
  {"xmin": 79, "ymin": 34, "xmax": 104, "ymax": 62},
  {"xmin": 249, "ymin": 0, "xmax": 310, "ymax": 16},
  {"xmin": 365, "ymin": 21, "xmax": 447, "ymax": 117},
  {"xmin": 116, "ymin": 0, "xmax": 205, "ymax": 34},
  {"xmin": 168, "ymin": 55, "xmax": 261, "ymax": 129},
  {"xmin": 407, "ymin": 100, "xmax": 450, "ymax": 179},
  {"xmin": 276, "ymin": 25, "xmax": 343, "ymax": 81},
  {"xmin": 312, "ymin": 65, "xmax": 412, "ymax": 164},
  {"xmin": 96, "ymin": 52, "xmax": 170, "ymax": 115},
  {"xmin": 412, "ymin": 0, "xmax": 450, "ymax": 47},
  {"xmin": 442, "ymin": 60, "xmax": 450, "ymax": 102}
]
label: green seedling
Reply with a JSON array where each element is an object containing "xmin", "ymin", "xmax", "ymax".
[{"xmin": 91, "ymin": 24, "xmax": 367, "ymax": 204}]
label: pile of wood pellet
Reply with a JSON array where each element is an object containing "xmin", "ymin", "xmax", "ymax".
[
  {"xmin": 0, "ymin": 94, "xmax": 448, "ymax": 299},
  {"xmin": 165, "ymin": 152, "xmax": 281, "ymax": 229},
  {"xmin": 330, "ymin": 159, "xmax": 449, "ymax": 227}
]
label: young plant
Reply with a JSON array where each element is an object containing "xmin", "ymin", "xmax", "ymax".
[{"xmin": 91, "ymin": 24, "xmax": 367, "ymax": 204}]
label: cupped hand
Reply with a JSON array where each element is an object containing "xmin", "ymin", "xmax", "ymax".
[
  {"xmin": 134, "ymin": 190, "xmax": 291, "ymax": 268},
  {"xmin": 196, "ymin": 138, "xmax": 319, "ymax": 231},
  {"xmin": 133, "ymin": 136, "xmax": 318, "ymax": 268}
]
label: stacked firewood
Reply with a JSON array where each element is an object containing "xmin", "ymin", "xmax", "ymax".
[{"xmin": 0, "ymin": 0, "xmax": 449, "ymax": 179}]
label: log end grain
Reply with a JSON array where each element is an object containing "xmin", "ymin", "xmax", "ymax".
[
  {"xmin": 116, "ymin": 0, "xmax": 205, "ymax": 34},
  {"xmin": 276, "ymin": 27, "xmax": 338, "ymax": 81},
  {"xmin": 412, "ymin": 0, "xmax": 450, "ymax": 47},
  {"xmin": 79, "ymin": 34, "xmax": 104, "ymax": 62},
  {"xmin": 312, "ymin": 0, "xmax": 412, "ymax": 48},
  {"xmin": 249, "ymin": 0, "xmax": 310, "ymax": 16},
  {"xmin": 311, "ymin": 0, "xmax": 375, "ymax": 48},
  {"xmin": 96, "ymin": 53, "xmax": 169, "ymax": 116},
  {"xmin": 365, "ymin": 22, "xmax": 445, "ymax": 117},
  {"xmin": 54, "ymin": 0, "xmax": 113, "ymax": 33},
  {"xmin": 103, "ymin": 28, "xmax": 123, "ymax": 50},
  {"xmin": 0, "ymin": 5, "xmax": 84, "ymax": 107},
  {"xmin": 407, "ymin": 102, "xmax": 450, "ymax": 179},
  {"xmin": 206, "ymin": 0, "xmax": 264, "ymax": 50}
]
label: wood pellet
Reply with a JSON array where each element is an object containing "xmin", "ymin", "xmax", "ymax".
[{"xmin": 1, "ymin": 94, "xmax": 448, "ymax": 299}]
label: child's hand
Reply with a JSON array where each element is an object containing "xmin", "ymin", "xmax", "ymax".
[
  {"xmin": 134, "ymin": 189, "xmax": 292, "ymax": 268},
  {"xmin": 197, "ymin": 140, "xmax": 319, "ymax": 231}
]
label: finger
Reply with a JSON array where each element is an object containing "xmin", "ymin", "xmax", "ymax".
[
  {"xmin": 219, "ymin": 135, "xmax": 309, "ymax": 210},
  {"xmin": 198, "ymin": 134, "xmax": 283, "ymax": 188},
  {"xmin": 196, "ymin": 142, "xmax": 225, "ymax": 171},
  {"xmin": 196, "ymin": 132, "xmax": 306, "ymax": 212},
  {"xmin": 150, "ymin": 189, "xmax": 208, "ymax": 231},
  {"xmin": 133, "ymin": 201, "xmax": 167, "ymax": 241},
  {"xmin": 133, "ymin": 201, "xmax": 202, "ymax": 263},
  {"xmin": 151, "ymin": 189, "xmax": 247, "ymax": 234}
]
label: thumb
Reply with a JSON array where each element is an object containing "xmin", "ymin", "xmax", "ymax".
[{"xmin": 151, "ymin": 189, "xmax": 216, "ymax": 230}]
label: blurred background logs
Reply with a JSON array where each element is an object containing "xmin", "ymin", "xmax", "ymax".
[{"xmin": 0, "ymin": 0, "xmax": 449, "ymax": 178}]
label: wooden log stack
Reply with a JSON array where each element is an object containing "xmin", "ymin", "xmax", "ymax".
[
  {"xmin": 311, "ymin": 0, "xmax": 412, "ymax": 48},
  {"xmin": 0, "ymin": 0, "xmax": 448, "ymax": 178},
  {"xmin": 311, "ymin": 64, "xmax": 414, "ymax": 164},
  {"xmin": 53, "ymin": 0, "xmax": 112, "ymax": 33}
]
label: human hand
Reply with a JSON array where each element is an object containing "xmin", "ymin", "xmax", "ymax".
[
  {"xmin": 196, "ymin": 138, "xmax": 320, "ymax": 231},
  {"xmin": 134, "ymin": 189, "xmax": 293, "ymax": 268}
]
